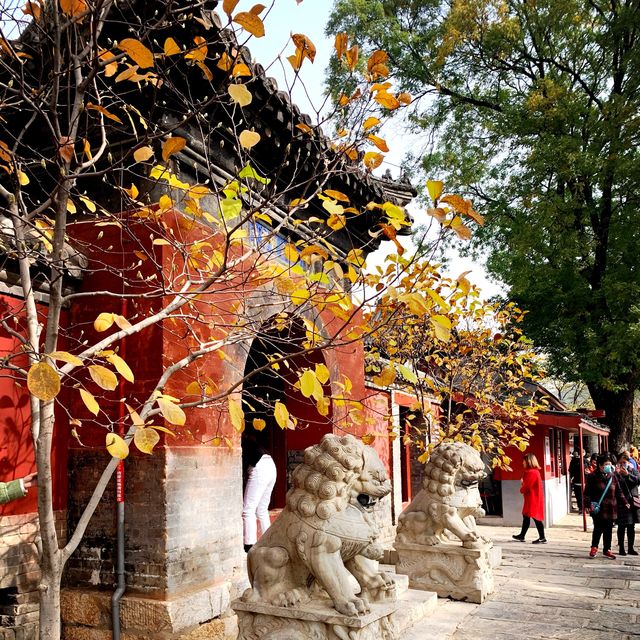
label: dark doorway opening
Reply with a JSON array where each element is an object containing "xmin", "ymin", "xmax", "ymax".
[{"xmin": 241, "ymin": 320, "xmax": 333, "ymax": 509}]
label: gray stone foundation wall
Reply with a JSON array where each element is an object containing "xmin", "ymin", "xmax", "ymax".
[
  {"xmin": 63, "ymin": 445, "xmax": 247, "ymax": 638},
  {"xmin": 0, "ymin": 509, "xmax": 66, "ymax": 640}
]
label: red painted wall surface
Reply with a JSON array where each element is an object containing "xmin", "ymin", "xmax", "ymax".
[
  {"xmin": 362, "ymin": 388, "xmax": 392, "ymax": 477},
  {"xmin": 66, "ymin": 218, "xmax": 163, "ymax": 453},
  {"xmin": 67, "ymin": 212, "xmax": 375, "ymax": 465},
  {"xmin": 0, "ymin": 295, "xmax": 70, "ymax": 516},
  {"xmin": 499, "ymin": 428, "xmax": 548, "ymax": 482}
]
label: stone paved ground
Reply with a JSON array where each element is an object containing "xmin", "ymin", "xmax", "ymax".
[{"xmin": 403, "ymin": 513, "xmax": 640, "ymax": 639}]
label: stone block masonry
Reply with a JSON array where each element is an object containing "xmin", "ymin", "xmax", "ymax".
[
  {"xmin": 63, "ymin": 445, "xmax": 248, "ymax": 638},
  {"xmin": 0, "ymin": 510, "xmax": 66, "ymax": 640}
]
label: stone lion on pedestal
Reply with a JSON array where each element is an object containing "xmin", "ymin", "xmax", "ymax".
[
  {"xmin": 242, "ymin": 433, "xmax": 395, "ymax": 616},
  {"xmin": 396, "ymin": 442, "xmax": 488, "ymax": 549}
]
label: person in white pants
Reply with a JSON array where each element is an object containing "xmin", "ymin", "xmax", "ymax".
[{"xmin": 242, "ymin": 442, "xmax": 277, "ymax": 552}]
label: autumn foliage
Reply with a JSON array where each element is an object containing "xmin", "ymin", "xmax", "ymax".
[{"xmin": 366, "ymin": 262, "xmax": 546, "ymax": 469}]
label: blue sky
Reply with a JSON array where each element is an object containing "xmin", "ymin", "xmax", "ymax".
[
  {"xmin": 230, "ymin": 0, "xmax": 502, "ymax": 297},
  {"xmin": 241, "ymin": 1, "xmax": 333, "ymax": 109}
]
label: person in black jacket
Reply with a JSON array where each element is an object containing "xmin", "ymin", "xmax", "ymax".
[
  {"xmin": 569, "ymin": 450, "xmax": 586, "ymax": 514},
  {"xmin": 584, "ymin": 454, "xmax": 623, "ymax": 559},
  {"xmin": 615, "ymin": 452, "xmax": 639, "ymax": 556}
]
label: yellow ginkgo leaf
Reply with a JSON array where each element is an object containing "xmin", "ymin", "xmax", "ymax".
[
  {"xmin": 185, "ymin": 36, "xmax": 208, "ymax": 63},
  {"xmin": 299, "ymin": 369, "xmax": 316, "ymax": 398},
  {"xmin": 427, "ymin": 180, "xmax": 444, "ymax": 201},
  {"xmin": 27, "ymin": 362, "xmax": 61, "ymax": 401},
  {"xmin": 374, "ymin": 91, "xmax": 401, "ymax": 110},
  {"xmin": 105, "ymin": 353, "xmax": 134, "ymax": 383},
  {"xmin": 252, "ymin": 418, "xmax": 266, "ymax": 431},
  {"xmin": 315, "ymin": 363, "xmax": 330, "ymax": 384},
  {"xmin": 228, "ymin": 84, "xmax": 252, "ymax": 107},
  {"xmin": 274, "ymin": 401, "xmax": 289, "ymax": 429},
  {"xmin": 59, "ymin": 0, "xmax": 87, "ymax": 18},
  {"xmin": 324, "ymin": 189, "xmax": 350, "ymax": 202},
  {"xmin": 80, "ymin": 389, "xmax": 99, "ymax": 416},
  {"xmin": 233, "ymin": 11, "xmax": 265, "ymax": 37},
  {"xmin": 89, "ymin": 365, "xmax": 118, "ymax": 391},
  {"xmin": 134, "ymin": 427, "xmax": 160, "ymax": 454},
  {"xmin": 126, "ymin": 403, "xmax": 145, "ymax": 427},
  {"xmin": 185, "ymin": 381, "xmax": 202, "ymax": 395},
  {"xmin": 398, "ymin": 364, "xmax": 418, "ymax": 384},
  {"xmin": 232, "ymin": 63, "xmax": 252, "ymax": 77},
  {"xmin": 239, "ymin": 130, "xmax": 261, "ymax": 149},
  {"xmin": 284, "ymin": 243, "xmax": 299, "ymax": 263},
  {"xmin": 117, "ymin": 38, "xmax": 154, "ymax": 69},
  {"xmin": 49, "ymin": 351, "xmax": 83, "ymax": 366},
  {"xmin": 373, "ymin": 364, "xmax": 396, "ymax": 387},
  {"xmin": 18, "ymin": 170, "xmax": 29, "ymax": 186},
  {"xmin": 162, "ymin": 136, "xmax": 187, "ymax": 162},
  {"xmin": 229, "ymin": 399, "xmax": 244, "ymax": 433},
  {"xmin": 79, "ymin": 196, "xmax": 97, "ymax": 213},
  {"xmin": 363, "ymin": 151, "xmax": 384, "ymax": 171},
  {"xmin": 223, "ymin": 0, "xmax": 239, "ymax": 16},
  {"xmin": 163, "ymin": 37, "xmax": 181, "ymax": 56},
  {"xmin": 363, "ymin": 116, "xmax": 380, "ymax": 131},
  {"xmin": 106, "ymin": 433, "xmax": 129, "ymax": 459},
  {"xmin": 327, "ymin": 213, "xmax": 346, "ymax": 230},
  {"xmin": 133, "ymin": 146, "xmax": 154, "ymax": 162},
  {"xmin": 291, "ymin": 288, "xmax": 310, "ymax": 305},
  {"xmin": 431, "ymin": 314, "xmax": 452, "ymax": 341},
  {"xmin": 86, "ymin": 103, "xmax": 123, "ymax": 123},
  {"xmin": 113, "ymin": 314, "xmax": 132, "ymax": 330},
  {"xmin": 361, "ymin": 434, "xmax": 376, "ymax": 445},
  {"xmin": 94, "ymin": 312, "xmax": 114, "ymax": 332},
  {"xmin": 157, "ymin": 397, "xmax": 186, "ymax": 426}
]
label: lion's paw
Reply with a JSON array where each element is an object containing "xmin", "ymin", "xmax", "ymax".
[
  {"xmin": 241, "ymin": 587, "xmax": 259, "ymax": 603},
  {"xmin": 273, "ymin": 588, "xmax": 309, "ymax": 608},
  {"xmin": 363, "ymin": 571, "xmax": 394, "ymax": 590},
  {"xmin": 462, "ymin": 537, "xmax": 487, "ymax": 549},
  {"xmin": 334, "ymin": 595, "xmax": 370, "ymax": 616}
]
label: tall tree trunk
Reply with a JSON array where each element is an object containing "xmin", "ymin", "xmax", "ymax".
[
  {"xmin": 588, "ymin": 382, "xmax": 635, "ymax": 453},
  {"xmin": 37, "ymin": 400, "xmax": 63, "ymax": 640},
  {"xmin": 39, "ymin": 571, "xmax": 62, "ymax": 640}
]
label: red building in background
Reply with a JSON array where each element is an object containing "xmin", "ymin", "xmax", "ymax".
[{"xmin": 479, "ymin": 384, "xmax": 609, "ymax": 528}]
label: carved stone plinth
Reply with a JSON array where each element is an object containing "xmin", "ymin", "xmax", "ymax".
[
  {"xmin": 233, "ymin": 597, "xmax": 400, "ymax": 640},
  {"xmin": 395, "ymin": 542, "xmax": 497, "ymax": 604}
]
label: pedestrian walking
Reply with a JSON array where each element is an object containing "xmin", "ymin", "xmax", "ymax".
[
  {"xmin": 242, "ymin": 436, "xmax": 277, "ymax": 553},
  {"xmin": 584, "ymin": 453, "xmax": 622, "ymax": 559},
  {"xmin": 624, "ymin": 448, "xmax": 638, "ymax": 472},
  {"xmin": 512, "ymin": 453, "xmax": 546, "ymax": 544},
  {"xmin": 569, "ymin": 450, "xmax": 586, "ymax": 514},
  {"xmin": 615, "ymin": 452, "xmax": 639, "ymax": 556}
]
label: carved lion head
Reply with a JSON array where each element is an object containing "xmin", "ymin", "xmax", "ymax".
[
  {"xmin": 286, "ymin": 434, "xmax": 391, "ymax": 521},
  {"xmin": 422, "ymin": 442, "xmax": 486, "ymax": 498}
]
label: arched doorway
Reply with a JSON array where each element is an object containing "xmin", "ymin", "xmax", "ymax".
[{"xmin": 241, "ymin": 320, "xmax": 333, "ymax": 509}]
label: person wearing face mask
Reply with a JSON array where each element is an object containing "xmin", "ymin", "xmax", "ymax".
[
  {"xmin": 615, "ymin": 452, "xmax": 640, "ymax": 556},
  {"xmin": 584, "ymin": 454, "xmax": 623, "ymax": 559}
]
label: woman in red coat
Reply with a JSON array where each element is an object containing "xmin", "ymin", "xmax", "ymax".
[{"xmin": 512, "ymin": 453, "xmax": 546, "ymax": 544}]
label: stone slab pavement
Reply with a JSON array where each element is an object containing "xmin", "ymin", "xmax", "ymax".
[{"xmin": 403, "ymin": 513, "xmax": 640, "ymax": 639}]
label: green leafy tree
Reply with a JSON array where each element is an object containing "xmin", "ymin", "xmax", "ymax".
[{"xmin": 327, "ymin": 0, "xmax": 640, "ymax": 451}]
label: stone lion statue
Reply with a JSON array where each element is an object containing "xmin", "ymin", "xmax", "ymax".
[
  {"xmin": 242, "ymin": 433, "xmax": 395, "ymax": 616},
  {"xmin": 396, "ymin": 442, "xmax": 488, "ymax": 549}
]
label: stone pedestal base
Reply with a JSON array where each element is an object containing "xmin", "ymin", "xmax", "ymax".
[
  {"xmin": 61, "ymin": 581, "xmax": 239, "ymax": 640},
  {"xmin": 395, "ymin": 542, "xmax": 496, "ymax": 604},
  {"xmin": 233, "ymin": 597, "xmax": 399, "ymax": 640}
]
